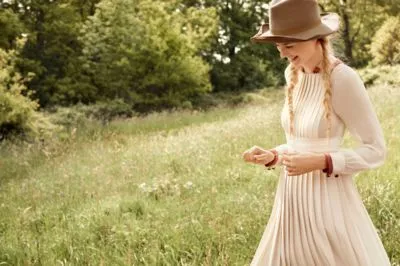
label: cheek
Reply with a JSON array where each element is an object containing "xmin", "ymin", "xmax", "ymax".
[
  {"xmin": 294, "ymin": 48, "xmax": 309, "ymax": 60},
  {"xmin": 290, "ymin": 47, "xmax": 302, "ymax": 57},
  {"xmin": 299, "ymin": 45, "xmax": 316, "ymax": 59}
]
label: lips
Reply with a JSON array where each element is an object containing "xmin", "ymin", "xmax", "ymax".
[{"xmin": 290, "ymin": 56, "xmax": 299, "ymax": 62}]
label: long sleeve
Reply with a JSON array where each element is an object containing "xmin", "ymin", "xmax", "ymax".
[
  {"xmin": 273, "ymin": 143, "xmax": 290, "ymax": 154},
  {"xmin": 329, "ymin": 64, "xmax": 387, "ymax": 176}
]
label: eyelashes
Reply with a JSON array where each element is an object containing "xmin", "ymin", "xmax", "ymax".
[{"xmin": 275, "ymin": 44, "xmax": 294, "ymax": 49}]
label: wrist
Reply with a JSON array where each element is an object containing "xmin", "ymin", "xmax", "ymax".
[
  {"xmin": 264, "ymin": 149, "xmax": 278, "ymax": 168},
  {"xmin": 316, "ymin": 153, "xmax": 327, "ymax": 170},
  {"xmin": 321, "ymin": 153, "xmax": 333, "ymax": 177}
]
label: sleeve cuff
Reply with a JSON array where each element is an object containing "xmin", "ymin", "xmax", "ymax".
[
  {"xmin": 330, "ymin": 152, "xmax": 346, "ymax": 174},
  {"xmin": 273, "ymin": 144, "xmax": 289, "ymax": 154}
]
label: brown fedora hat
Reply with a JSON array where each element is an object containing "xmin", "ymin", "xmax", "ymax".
[{"xmin": 251, "ymin": 0, "xmax": 340, "ymax": 43}]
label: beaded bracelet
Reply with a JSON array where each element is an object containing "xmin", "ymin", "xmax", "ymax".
[
  {"xmin": 264, "ymin": 149, "xmax": 278, "ymax": 170},
  {"xmin": 322, "ymin": 153, "xmax": 335, "ymax": 177}
]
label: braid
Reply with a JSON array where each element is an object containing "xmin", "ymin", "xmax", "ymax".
[
  {"xmin": 286, "ymin": 63, "xmax": 299, "ymax": 137},
  {"xmin": 320, "ymin": 37, "xmax": 333, "ymax": 139},
  {"xmin": 285, "ymin": 37, "xmax": 335, "ymax": 138}
]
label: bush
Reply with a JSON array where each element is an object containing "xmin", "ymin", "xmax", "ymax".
[
  {"xmin": 359, "ymin": 65, "xmax": 400, "ymax": 87},
  {"xmin": 47, "ymin": 105, "xmax": 90, "ymax": 129},
  {"xmin": 370, "ymin": 16, "xmax": 400, "ymax": 65},
  {"xmin": 48, "ymin": 99, "xmax": 135, "ymax": 129},
  {"xmin": 0, "ymin": 44, "xmax": 55, "ymax": 140},
  {"xmin": 80, "ymin": 99, "xmax": 133, "ymax": 123},
  {"xmin": 79, "ymin": 0, "xmax": 218, "ymax": 113}
]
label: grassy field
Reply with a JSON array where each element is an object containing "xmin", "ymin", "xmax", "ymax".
[{"xmin": 0, "ymin": 84, "xmax": 399, "ymax": 265}]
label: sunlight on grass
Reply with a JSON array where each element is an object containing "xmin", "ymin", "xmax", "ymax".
[{"xmin": 0, "ymin": 85, "xmax": 399, "ymax": 265}]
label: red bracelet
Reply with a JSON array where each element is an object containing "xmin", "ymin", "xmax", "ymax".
[
  {"xmin": 322, "ymin": 153, "xmax": 333, "ymax": 177},
  {"xmin": 265, "ymin": 149, "xmax": 278, "ymax": 168}
]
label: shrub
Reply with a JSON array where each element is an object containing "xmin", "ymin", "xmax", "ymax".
[
  {"xmin": 370, "ymin": 16, "xmax": 400, "ymax": 65},
  {"xmin": 79, "ymin": 99, "xmax": 133, "ymax": 123},
  {"xmin": 0, "ymin": 44, "xmax": 55, "ymax": 140},
  {"xmin": 48, "ymin": 99, "xmax": 135, "ymax": 130},
  {"xmin": 359, "ymin": 65, "xmax": 400, "ymax": 87},
  {"xmin": 79, "ymin": 0, "xmax": 218, "ymax": 113}
]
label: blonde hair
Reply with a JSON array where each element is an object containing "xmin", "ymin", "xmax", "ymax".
[{"xmin": 285, "ymin": 37, "xmax": 334, "ymax": 139}]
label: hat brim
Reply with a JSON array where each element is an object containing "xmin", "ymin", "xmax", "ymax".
[{"xmin": 251, "ymin": 13, "xmax": 340, "ymax": 44}]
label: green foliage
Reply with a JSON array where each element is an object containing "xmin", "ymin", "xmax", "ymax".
[
  {"xmin": 0, "ymin": 44, "xmax": 55, "ymax": 140},
  {"xmin": 81, "ymin": 99, "xmax": 133, "ymax": 122},
  {"xmin": 14, "ymin": 1, "xmax": 97, "ymax": 106},
  {"xmin": 320, "ymin": 0, "xmax": 388, "ymax": 67},
  {"xmin": 370, "ymin": 16, "xmax": 400, "ymax": 65},
  {"xmin": 80, "ymin": 0, "xmax": 218, "ymax": 113},
  {"xmin": 359, "ymin": 64, "xmax": 400, "ymax": 87},
  {"xmin": 47, "ymin": 105, "xmax": 90, "ymax": 129},
  {"xmin": 0, "ymin": 8, "xmax": 24, "ymax": 50},
  {"xmin": 0, "ymin": 0, "xmax": 397, "ymax": 117},
  {"xmin": 49, "ymin": 99, "xmax": 134, "ymax": 128},
  {"xmin": 373, "ymin": 0, "xmax": 400, "ymax": 16},
  {"xmin": 210, "ymin": 48, "xmax": 286, "ymax": 92},
  {"xmin": 183, "ymin": 0, "xmax": 285, "ymax": 92}
]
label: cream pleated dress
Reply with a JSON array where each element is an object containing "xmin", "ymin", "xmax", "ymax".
[{"xmin": 250, "ymin": 62, "xmax": 391, "ymax": 266}]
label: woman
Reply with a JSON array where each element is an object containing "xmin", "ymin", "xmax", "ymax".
[{"xmin": 242, "ymin": 0, "xmax": 391, "ymax": 265}]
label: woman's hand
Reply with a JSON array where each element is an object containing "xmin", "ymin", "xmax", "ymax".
[
  {"xmin": 242, "ymin": 146, "xmax": 275, "ymax": 165},
  {"xmin": 281, "ymin": 152, "xmax": 326, "ymax": 176}
]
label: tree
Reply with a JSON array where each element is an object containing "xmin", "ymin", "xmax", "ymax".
[
  {"xmin": 79, "ymin": 0, "xmax": 218, "ymax": 112},
  {"xmin": 0, "ymin": 9, "xmax": 25, "ymax": 50},
  {"xmin": 181, "ymin": 0, "xmax": 286, "ymax": 92},
  {"xmin": 319, "ymin": 0, "xmax": 389, "ymax": 67},
  {"xmin": 370, "ymin": 16, "xmax": 400, "ymax": 65},
  {"xmin": 0, "ymin": 40, "xmax": 52, "ymax": 139},
  {"xmin": 0, "ymin": 0, "xmax": 101, "ymax": 106}
]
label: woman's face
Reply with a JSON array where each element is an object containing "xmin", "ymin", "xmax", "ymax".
[{"xmin": 275, "ymin": 40, "xmax": 319, "ymax": 67}]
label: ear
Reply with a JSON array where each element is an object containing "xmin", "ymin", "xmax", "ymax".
[{"xmin": 316, "ymin": 38, "xmax": 325, "ymax": 46}]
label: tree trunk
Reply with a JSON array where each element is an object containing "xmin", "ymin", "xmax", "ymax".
[{"xmin": 339, "ymin": 0, "xmax": 354, "ymax": 64}]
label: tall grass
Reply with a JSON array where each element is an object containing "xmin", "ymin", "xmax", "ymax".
[{"xmin": 0, "ymin": 85, "xmax": 399, "ymax": 265}]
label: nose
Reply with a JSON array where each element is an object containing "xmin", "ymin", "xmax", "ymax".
[{"xmin": 278, "ymin": 47, "xmax": 289, "ymax": 59}]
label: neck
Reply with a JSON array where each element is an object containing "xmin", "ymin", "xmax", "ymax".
[{"xmin": 302, "ymin": 44, "xmax": 324, "ymax": 74}]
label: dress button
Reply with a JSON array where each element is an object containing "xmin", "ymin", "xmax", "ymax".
[{"xmin": 335, "ymin": 174, "xmax": 339, "ymax": 178}]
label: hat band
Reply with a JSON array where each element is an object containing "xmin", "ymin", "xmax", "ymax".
[{"xmin": 270, "ymin": 19, "xmax": 322, "ymax": 36}]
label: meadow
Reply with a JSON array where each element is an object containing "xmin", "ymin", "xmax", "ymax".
[{"xmin": 0, "ymin": 83, "xmax": 399, "ymax": 265}]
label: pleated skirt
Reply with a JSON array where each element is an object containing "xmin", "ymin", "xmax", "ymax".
[{"xmin": 250, "ymin": 169, "xmax": 391, "ymax": 266}]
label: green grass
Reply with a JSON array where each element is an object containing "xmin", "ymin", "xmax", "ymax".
[{"xmin": 0, "ymin": 85, "xmax": 399, "ymax": 265}]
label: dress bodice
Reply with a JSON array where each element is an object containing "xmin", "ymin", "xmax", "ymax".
[{"xmin": 281, "ymin": 71, "xmax": 345, "ymax": 142}]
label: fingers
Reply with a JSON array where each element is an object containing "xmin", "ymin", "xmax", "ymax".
[
  {"xmin": 282, "ymin": 155, "xmax": 297, "ymax": 175},
  {"xmin": 285, "ymin": 165, "xmax": 306, "ymax": 176},
  {"xmin": 285, "ymin": 166, "xmax": 296, "ymax": 174},
  {"xmin": 249, "ymin": 154, "xmax": 266, "ymax": 165},
  {"xmin": 242, "ymin": 146, "xmax": 270, "ymax": 163},
  {"xmin": 243, "ymin": 149, "xmax": 304, "ymax": 176},
  {"xmin": 251, "ymin": 145, "xmax": 264, "ymax": 153},
  {"xmin": 242, "ymin": 151, "xmax": 259, "ymax": 163},
  {"xmin": 254, "ymin": 154, "xmax": 270, "ymax": 160},
  {"xmin": 281, "ymin": 158, "xmax": 293, "ymax": 167},
  {"xmin": 285, "ymin": 166, "xmax": 299, "ymax": 176},
  {"xmin": 281, "ymin": 153, "xmax": 298, "ymax": 167},
  {"xmin": 242, "ymin": 153, "xmax": 253, "ymax": 162},
  {"xmin": 282, "ymin": 153, "xmax": 301, "ymax": 175},
  {"xmin": 248, "ymin": 146, "xmax": 268, "ymax": 156},
  {"xmin": 281, "ymin": 154, "xmax": 296, "ymax": 162},
  {"xmin": 287, "ymin": 171, "xmax": 299, "ymax": 176}
]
